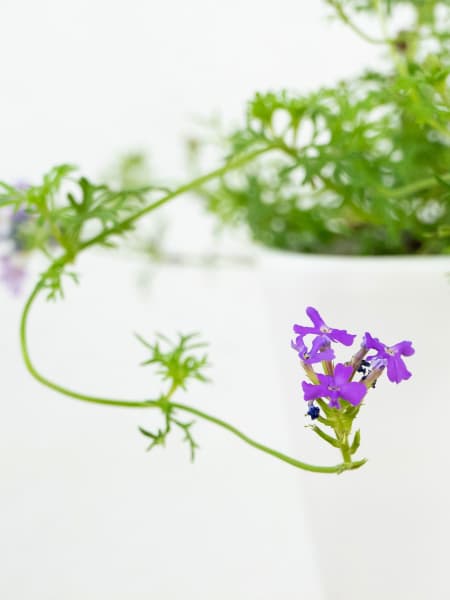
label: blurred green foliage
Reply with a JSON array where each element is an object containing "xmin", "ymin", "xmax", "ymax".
[{"xmin": 195, "ymin": 0, "xmax": 450, "ymax": 254}]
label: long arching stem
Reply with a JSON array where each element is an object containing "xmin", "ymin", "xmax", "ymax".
[
  {"xmin": 171, "ymin": 403, "xmax": 366, "ymax": 474},
  {"xmin": 19, "ymin": 149, "xmax": 367, "ymax": 475},
  {"xmin": 20, "ymin": 284, "xmax": 157, "ymax": 409},
  {"xmin": 21, "ymin": 279, "xmax": 366, "ymax": 474}
]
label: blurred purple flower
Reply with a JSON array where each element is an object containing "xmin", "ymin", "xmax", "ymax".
[
  {"xmin": 302, "ymin": 363, "xmax": 366, "ymax": 409},
  {"xmin": 0, "ymin": 197, "xmax": 31, "ymax": 294},
  {"xmin": 294, "ymin": 307, "xmax": 356, "ymax": 346},
  {"xmin": 11, "ymin": 207, "xmax": 29, "ymax": 224},
  {"xmin": 0, "ymin": 255, "xmax": 26, "ymax": 295},
  {"xmin": 363, "ymin": 332, "xmax": 414, "ymax": 384},
  {"xmin": 9, "ymin": 207, "xmax": 30, "ymax": 251},
  {"xmin": 15, "ymin": 180, "xmax": 30, "ymax": 192},
  {"xmin": 291, "ymin": 334, "xmax": 335, "ymax": 364}
]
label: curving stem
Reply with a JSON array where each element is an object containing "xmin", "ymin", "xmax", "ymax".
[{"xmin": 18, "ymin": 150, "xmax": 367, "ymax": 475}]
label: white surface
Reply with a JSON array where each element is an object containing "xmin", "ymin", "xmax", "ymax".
[
  {"xmin": 260, "ymin": 250, "xmax": 450, "ymax": 600},
  {"xmin": 1, "ymin": 254, "xmax": 324, "ymax": 600},
  {"xmin": 0, "ymin": 0, "xmax": 382, "ymax": 182}
]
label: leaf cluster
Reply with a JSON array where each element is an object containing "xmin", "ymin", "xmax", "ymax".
[
  {"xmin": 136, "ymin": 332, "xmax": 209, "ymax": 461},
  {"xmin": 0, "ymin": 164, "xmax": 169, "ymax": 297},
  {"xmin": 139, "ymin": 418, "xmax": 199, "ymax": 461},
  {"xmin": 195, "ymin": 1, "xmax": 450, "ymax": 255},
  {"xmin": 0, "ymin": 163, "xmax": 164, "ymax": 256},
  {"xmin": 136, "ymin": 332, "xmax": 209, "ymax": 390},
  {"xmin": 312, "ymin": 398, "xmax": 361, "ymax": 458}
]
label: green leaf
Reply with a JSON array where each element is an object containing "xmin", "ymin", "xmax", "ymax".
[
  {"xmin": 173, "ymin": 419, "xmax": 199, "ymax": 462},
  {"xmin": 138, "ymin": 426, "xmax": 168, "ymax": 451},
  {"xmin": 136, "ymin": 331, "xmax": 210, "ymax": 390},
  {"xmin": 312, "ymin": 426, "xmax": 340, "ymax": 448},
  {"xmin": 350, "ymin": 430, "xmax": 361, "ymax": 455}
]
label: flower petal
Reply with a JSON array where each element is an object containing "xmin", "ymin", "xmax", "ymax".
[
  {"xmin": 311, "ymin": 346, "xmax": 335, "ymax": 363},
  {"xmin": 310, "ymin": 335, "xmax": 330, "ymax": 353},
  {"xmin": 291, "ymin": 335, "xmax": 307, "ymax": 354},
  {"xmin": 363, "ymin": 332, "xmax": 385, "ymax": 353},
  {"xmin": 309, "ymin": 335, "xmax": 335, "ymax": 362},
  {"xmin": 386, "ymin": 355, "xmax": 412, "ymax": 383},
  {"xmin": 329, "ymin": 328, "xmax": 356, "ymax": 346},
  {"xmin": 328, "ymin": 392, "xmax": 341, "ymax": 409},
  {"xmin": 340, "ymin": 382, "xmax": 367, "ymax": 406},
  {"xmin": 293, "ymin": 324, "xmax": 317, "ymax": 336},
  {"xmin": 302, "ymin": 381, "xmax": 326, "ymax": 401},
  {"xmin": 333, "ymin": 363, "xmax": 353, "ymax": 386},
  {"xmin": 306, "ymin": 306, "xmax": 324, "ymax": 329},
  {"xmin": 369, "ymin": 357, "xmax": 387, "ymax": 371},
  {"xmin": 317, "ymin": 373, "xmax": 333, "ymax": 387},
  {"xmin": 391, "ymin": 340, "xmax": 415, "ymax": 357}
]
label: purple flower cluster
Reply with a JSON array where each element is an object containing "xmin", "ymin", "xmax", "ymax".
[{"xmin": 292, "ymin": 307, "xmax": 414, "ymax": 419}]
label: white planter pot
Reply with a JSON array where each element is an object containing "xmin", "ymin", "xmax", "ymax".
[{"xmin": 258, "ymin": 248, "xmax": 450, "ymax": 600}]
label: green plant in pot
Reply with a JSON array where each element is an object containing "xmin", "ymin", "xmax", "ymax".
[{"xmin": 193, "ymin": 0, "xmax": 450, "ymax": 255}]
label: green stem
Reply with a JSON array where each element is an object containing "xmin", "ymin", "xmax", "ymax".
[
  {"xmin": 327, "ymin": 407, "xmax": 356, "ymax": 465},
  {"xmin": 274, "ymin": 142, "xmax": 450, "ymax": 201},
  {"xmin": 329, "ymin": 0, "xmax": 388, "ymax": 45},
  {"xmin": 385, "ymin": 172, "xmax": 450, "ymax": 198},
  {"xmin": 18, "ymin": 146, "xmax": 369, "ymax": 475},
  {"xmin": 20, "ymin": 147, "xmax": 276, "ymax": 408},
  {"xmin": 20, "ymin": 283, "xmax": 363, "ymax": 474},
  {"xmin": 78, "ymin": 146, "xmax": 273, "ymax": 254},
  {"xmin": 20, "ymin": 284, "xmax": 157, "ymax": 409},
  {"xmin": 171, "ymin": 403, "xmax": 365, "ymax": 474},
  {"xmin": 340, "ymin": 440, "xmax": 352, "ymax": 464}
]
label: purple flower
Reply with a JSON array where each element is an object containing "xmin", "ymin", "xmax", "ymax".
[
  {"xmin": 293, "ymin": 307, "xmax": 356, "ymax": 346},
  {"xmin": 14, "ymin": 180, "xmax": 30, "ymax": 192},
  {"xmin": 363, "ymin": 332, "xmax": 414, "ymax": 384},
  {"xmin": 291, "ymin": 334, "xmax": 335, "ymax": 364},
  {"xmin": 11, "ymin": 207, "xmax": 29, "ymax": 225},
  {"xmin": 9, "ymin": 208, "xmax": 30, "ymax": 251},
  {"xmin": 302, "ymin": 363, "xmax": 366, "ymax": 409},
  {"xmin": 0, "ymin": 255, "xmax": 26, "ymax": 295}
]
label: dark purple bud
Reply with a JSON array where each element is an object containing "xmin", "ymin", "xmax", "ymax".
[{"xmin": 307, "ymin": 405, "xmax": 320, "ymax": 420}]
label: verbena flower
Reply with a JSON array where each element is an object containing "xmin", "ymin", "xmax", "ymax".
[
  {"xmin": 291, "ymin": 334, "xmax": 334, "ymax": 364},
  {"xmin": 363, "ymin": 332, "xmax": 415, "ymax": 384},
  {"xmin": 302, "ymin": 363, "xmax": 367, "ymax": 409},
  {"xmin": 292, "ymin": 307, "xmax": 414, "ymax": 469},
  {"xmin": 293, "ymin": 306, "xmax": 355, "ymax": 346}
]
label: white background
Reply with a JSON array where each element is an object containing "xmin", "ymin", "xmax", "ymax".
[{"xmin": 0, "ymin": 2, "xmax": 406, "ymax": 599}]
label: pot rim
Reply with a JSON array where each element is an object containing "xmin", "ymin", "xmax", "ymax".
[{"xmin": 256, "ymin": 243, "xmax": 450, "ymax": 272}]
